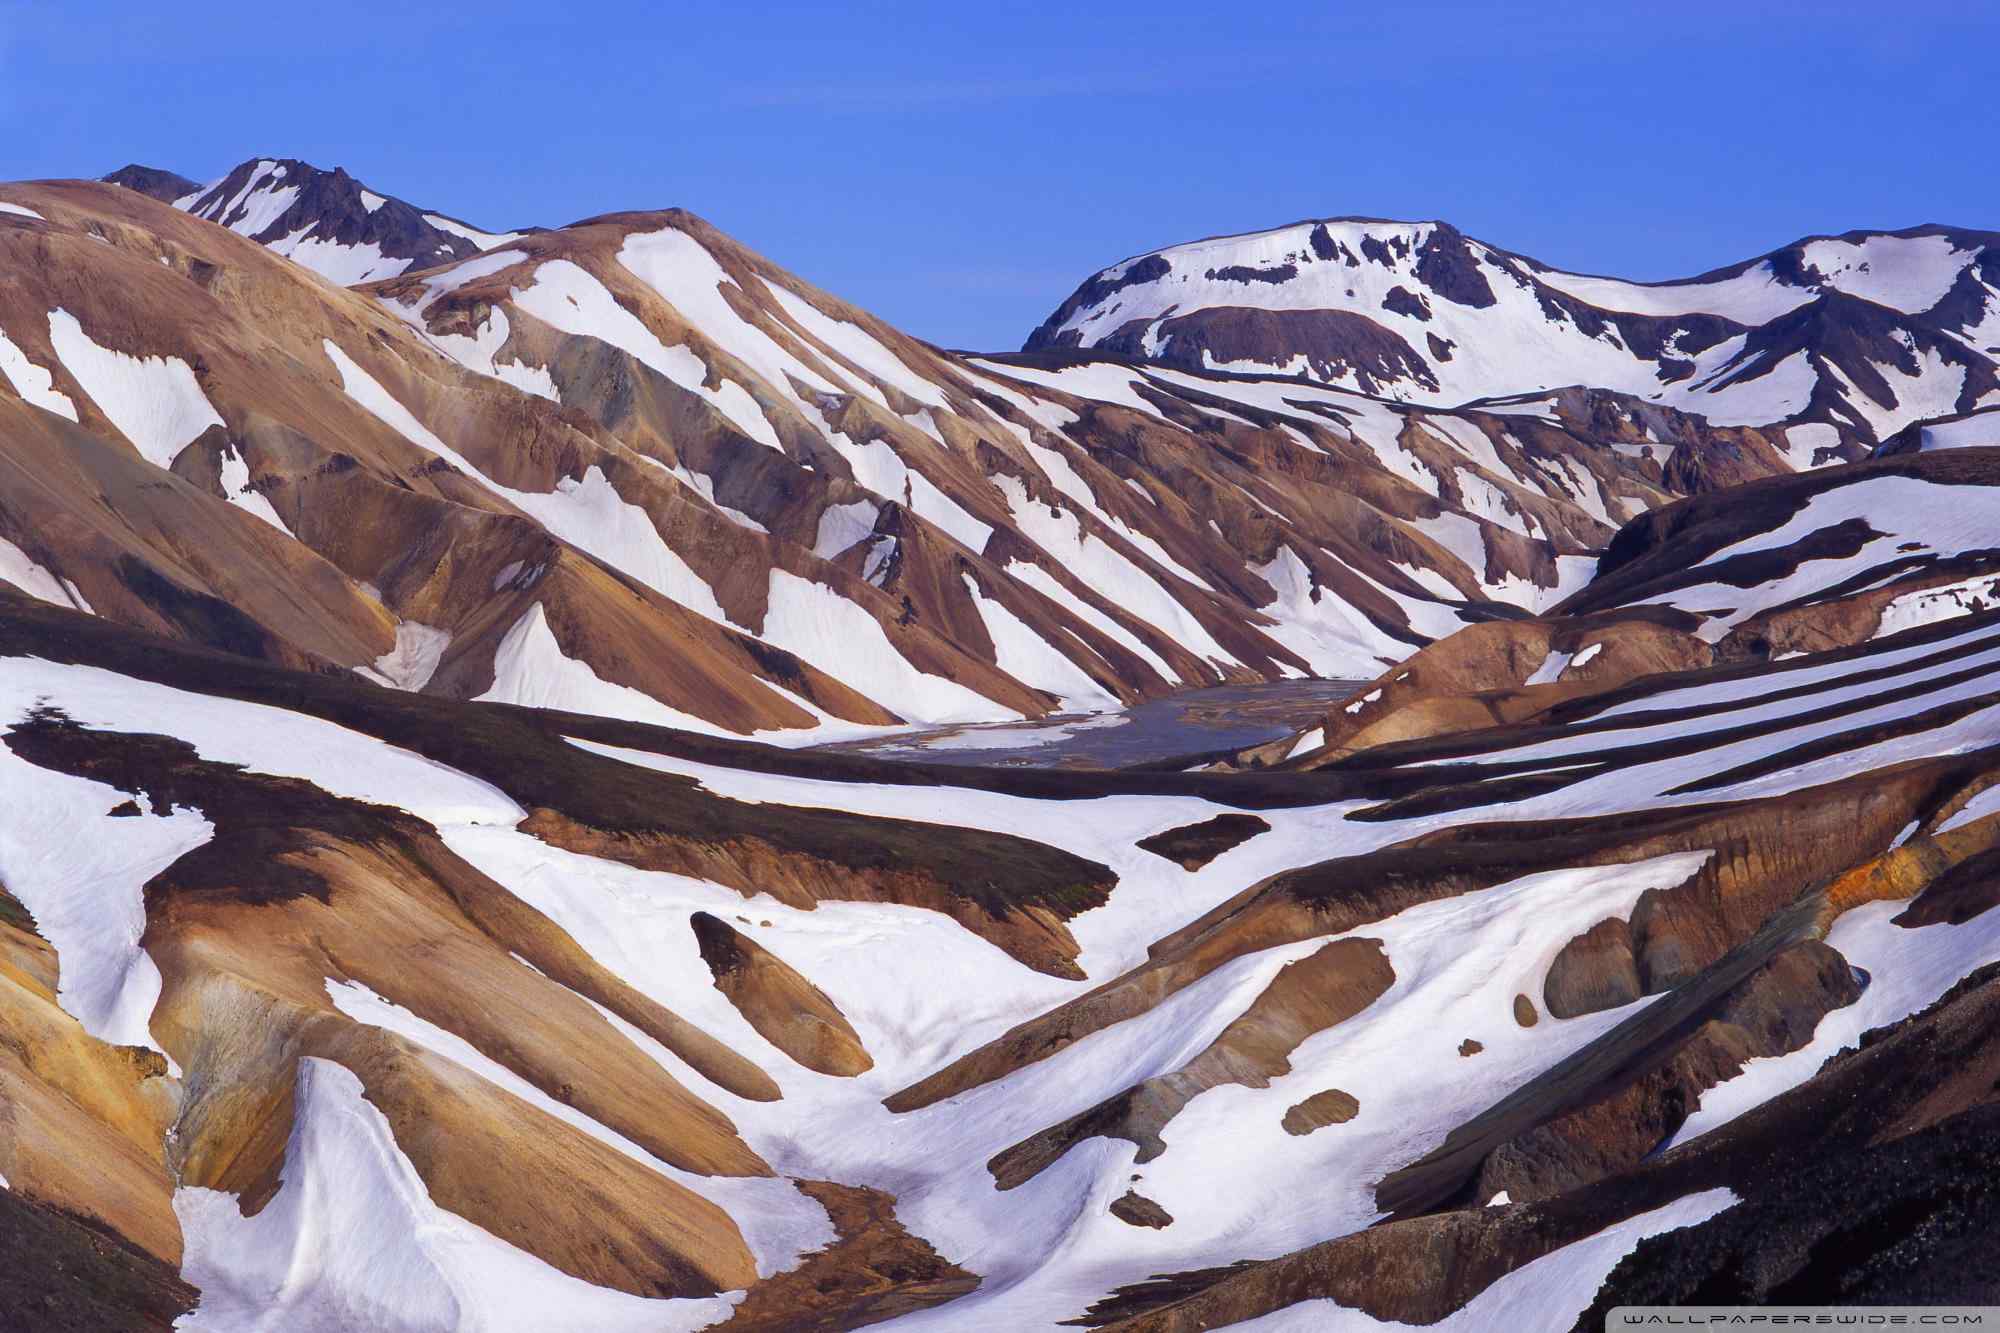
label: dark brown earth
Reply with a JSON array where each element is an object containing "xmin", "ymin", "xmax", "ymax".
[
  {"xmin": 717, "ymin": 1181, "xmax": 980, "ymax": 1330},
  {"xmin": 1134, "ymin": 813, "xmax": 1271, "ymax": 869},
  {"xmin": 0, "ymin": 1190, "xmax": 196, "ymax": 1332},
  {"xmin": 1110, "ymin": 1191, "xmax": 1175, "ymax": 1229},
  {"xmin": 1281, "ymin": 1088, "xmax": 1359, "ymax": 1135}
]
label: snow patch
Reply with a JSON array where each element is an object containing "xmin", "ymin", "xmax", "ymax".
[
  {"xmin": 0, "ymin": 538, "xmax": 91, "ymax": 611},
  {"xmin": 368, "ymin": 621, "xmax": 451, "ymax": 692},
  {"xmin": 0, "ymin": 327, "xmax": 78, "ymax": 420},
  {"xmin": 476, "ymin": 604, "xmax": 737, "ymax": 734},
  {"xmin": 759, "ymin": 571, "xmax": 1017, "ymax": 726},
  {"xmin": 47, "ymin": 309, "xmax": 223, "ymax": 468}
]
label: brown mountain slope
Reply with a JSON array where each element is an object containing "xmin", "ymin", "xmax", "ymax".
[{"xmin": 2, "ymin": 175, "xmax": 1813, "ymax": 744}]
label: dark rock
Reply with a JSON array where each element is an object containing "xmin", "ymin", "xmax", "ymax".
[
  {"xmin": 1204, "ymin": 263, "xmax": 1296, "ymax": 286},
  {"xmin": 1382, "ymin": 286, "xmax": 1430, "ymax": 321},
  {"xmin": 1135, "ymin": 813, "xmax": 1271, "ymax": 870},
  {"xmin": 1110, "ymin": 1191, "xmax": 1174, "ymax": 1229},
  {"xmin": 101, "ymin": 164, "xmax": 201, "ymax": 204},
  {"xmin": 1412, "ymin": 225, "xmax": 1497, "ymax": 308}
]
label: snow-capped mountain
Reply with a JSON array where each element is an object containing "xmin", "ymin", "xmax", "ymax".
[
  {"xmin": 2, "ymin": 159, "xmax": 1999, "ymax": 1332},
  {"xmin": 1029, "ymin": 218, "xmax": 2000, "ymax": 454},
  {"xmin": 107, "ymin": 157, "xmax": 528, "ymax": 286}
]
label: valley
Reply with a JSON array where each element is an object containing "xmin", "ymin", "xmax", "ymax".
[
  {"xmin": 810, "ymin": 679, "xmax": 1364, "ymax": 769},
  {"xmin": 0, "ymin": 150, "xmax": 1994, "ymax": 1330}
]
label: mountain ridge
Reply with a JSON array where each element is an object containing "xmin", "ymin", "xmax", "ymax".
[
  {"xmin": 103, "ymin": 156, "xmax": 534, "ymax": 286},
  {"xmin": 1028, "ymin": 215, "xmax": 2000, "ymax": 456}
]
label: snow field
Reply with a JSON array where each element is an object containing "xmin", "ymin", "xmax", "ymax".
[{"xmin": 174, "ymin": 1058, "xmax": 738, "ymax": 1333}]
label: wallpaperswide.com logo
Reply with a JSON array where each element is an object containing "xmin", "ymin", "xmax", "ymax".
[{"xmin": 1610, "ymin": 1310, "xmax": 1996, "ymax": 1327}]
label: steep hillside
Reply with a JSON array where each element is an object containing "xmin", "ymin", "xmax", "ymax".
[
  {"xmin": 1258, "ymin": 447, "xmax": 2000, "ymax": 768},
  {"xmin": 1030, "ymin": 218, "xmax": 2000, "ymax": 455},
  {"xmin": 1555, "ymin": 448, "xmax": 2000, "ymax": 660}
]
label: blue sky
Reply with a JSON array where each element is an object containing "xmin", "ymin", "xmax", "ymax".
[{"xmin": 3, "ymin": 1, "xmax": 1994, "ymax": 350}]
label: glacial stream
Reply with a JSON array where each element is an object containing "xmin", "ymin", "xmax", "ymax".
[{"xmin": 811, "ymin": 678, "xmax": 1367, "ymax": 770}]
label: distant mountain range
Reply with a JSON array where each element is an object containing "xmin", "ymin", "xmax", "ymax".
[{"xmin": 0, "ymin": 156, "xmax": 1823, "ymax": 746}]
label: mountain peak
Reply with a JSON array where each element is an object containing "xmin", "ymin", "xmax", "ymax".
[
  {"xmin": 1026, "ymin": 215, "xmax": 2000, "ymax": 450},
  {"xmin": 101, "ymin": 163, "xmax": 202, "ymax": 204},
  {"xmin": 145, "ymin": 155, "xmax": 529, "ymax": 286}
]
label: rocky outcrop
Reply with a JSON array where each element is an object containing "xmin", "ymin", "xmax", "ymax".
[
  {"xmin": 1543, "ymin": 917, "xmax": 1644, "ymax": 1018},
  {"xmin": 1134, "ymin": 813, "xmax": 1270, "ymax": 870},
  {"xmin": 1110, "ymin": 1191, "xmax": 1175, "ymax": 1229},
  {"xmin": 691, "ymin": 911, "xmax": 872, "ymax": 1077},
  {"xmin": 1287, "ymin": 613, "xmax": 1713, "ymax": 765},
  {"xmin": 1079, "ymin": 956, "xmax": 2000, "ymax": 1331},
  {"xmin": 0, "ymin": 1188, "xmax": 196, "ymax": 1332},
  {"xmin": 1477, "ymin": 941, "xmax": 1862, "ymax": 1205},
  {"xmin": 715, "ymin": 1181, "xmax": 979, "ymax": 1329}
]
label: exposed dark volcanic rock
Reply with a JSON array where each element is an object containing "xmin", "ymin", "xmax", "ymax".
[
  {"xmin": 1577, "ymin": 1105, "xmax": 2000, "ymax": 1320},
  {"xmin": 1572, "ymin": 970, "xmax": 2000, "ymax": 1324},
  {"xmin": 1083, "ymin": 955, "xmax": 2000, "ymax": 1331},
  {"xmin": 1110, "ymin": 1191, "xmax": 1174, "ymax": 1229},
  {"xmin": 1475, "ymin": 941, "xmax": 1863, "ymax": 1206},
  {"xmin": 1544, "ymin": 916, "xmax": 1644, "ymax": 1018},
  {"xmin": 1088, "ymin": 306, "xmax": 1440, "ymax": 394},
  {"xmin": 140, "ymin": 156, "xmax": 529, "ymax": 285},
  {"xmin": 102, "ymin": 164, "xmax": 201, "ymax": 204},
  {"xmin": 1564, "ymin": 468, "xmax": 2000, "ymax": 659},
  {"xmin": 1133, "ymin": 813, "xmax": 1270, "ymax": 869},
  {"xmin": 715, "ymin": 1181, "xmax": 980, "ymax": 1329},
  {"xmin": 0, "ymin": 1189, "xmax": 197, "ymax": 1332},
  {"xmin": 1897, "ymin": 844, "xmax": 2000, "ymax": 926},
  {"xmin": 1412, "ymin": 224, "xmax": 1497, "ymax": 309}
]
